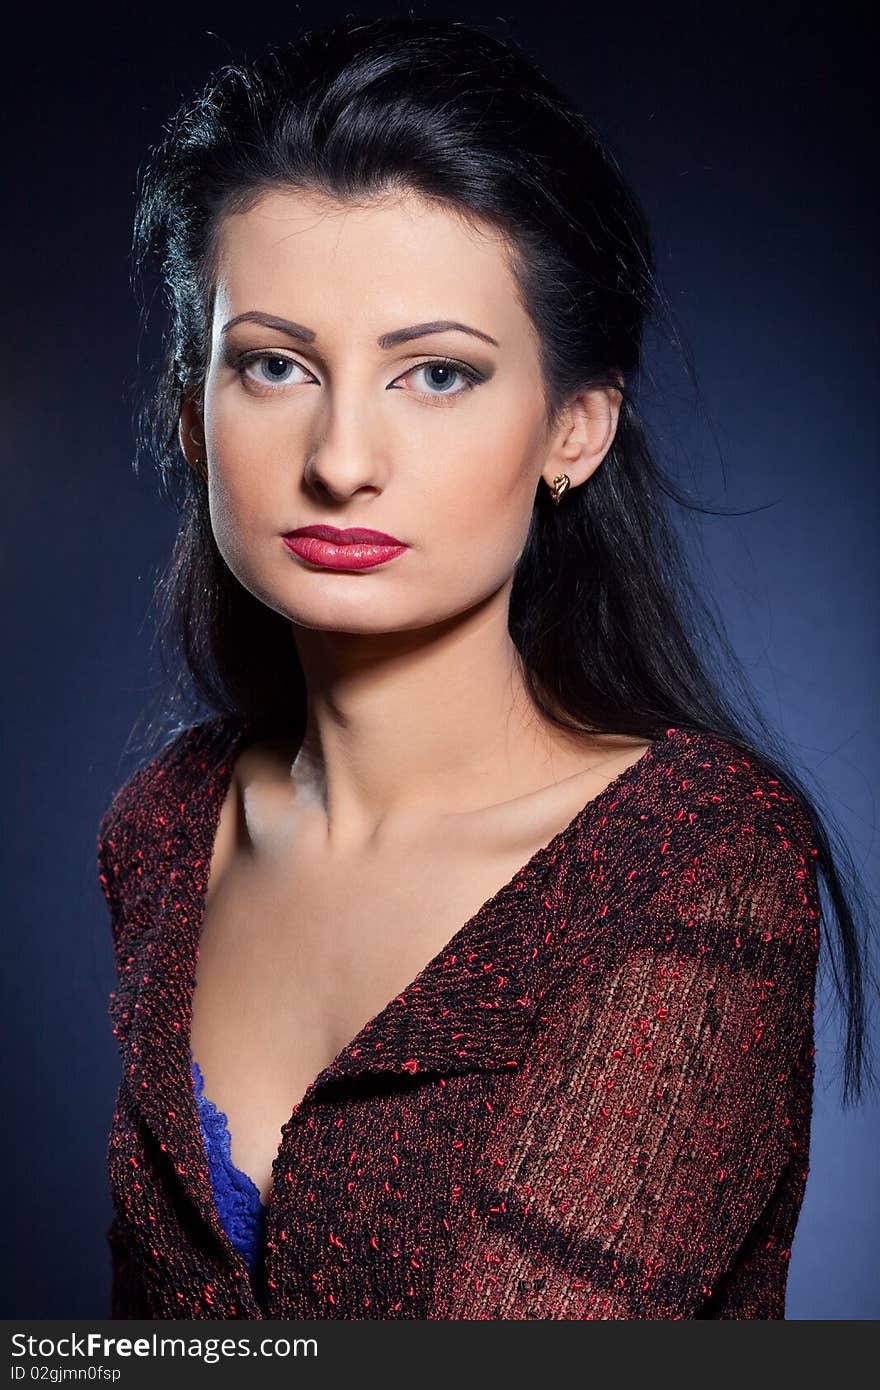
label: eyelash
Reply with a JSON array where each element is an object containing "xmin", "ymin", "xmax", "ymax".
[{"xmin": 228, "ymin": 350, "xmax": 485, "ymax": 404}]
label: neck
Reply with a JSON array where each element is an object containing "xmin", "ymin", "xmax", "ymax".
[{"xmin": 283, "ymin": 583, "xmax": 583, "ymax": 844}]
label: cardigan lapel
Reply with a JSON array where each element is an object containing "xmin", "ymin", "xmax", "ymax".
[
  {"xmin": 111, "ymin": 716, "xmax": 251, "ymax": 1260},
  {"xmin": 289, "ymin": 885, "xmax": 551, "ymax": 1099}
]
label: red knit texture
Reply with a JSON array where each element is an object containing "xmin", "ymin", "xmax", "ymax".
[{"xmin": 97, "ymin": 716, "xmax": 820, "ymax": 1319}]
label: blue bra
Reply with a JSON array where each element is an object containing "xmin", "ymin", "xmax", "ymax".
[{"xmin": 190, "ymin": 1055, "xmax": 268, "ymax": 1283}]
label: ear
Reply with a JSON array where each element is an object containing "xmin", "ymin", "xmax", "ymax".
[
  {"xmin": 178, "ymin": 397, "xmax": 208, "ymax": 482},
  {"xmin": 540, "ymin": 373, "xmax": 624, "ymax": 495}
]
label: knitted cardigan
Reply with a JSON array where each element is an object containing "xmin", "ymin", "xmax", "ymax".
[{"xmin": 97, "ymin": 714, "xmax": 820, "ymax": 1319}]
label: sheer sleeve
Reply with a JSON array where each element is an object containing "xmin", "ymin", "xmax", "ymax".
[{"xmin": 440, "ymin": 814, "xmax": 820, "ymax": 1319}]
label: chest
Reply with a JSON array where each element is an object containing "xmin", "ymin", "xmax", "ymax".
[{"xmin": 188, "ymin": 826, "xmax": 543, "ymax": 1206}]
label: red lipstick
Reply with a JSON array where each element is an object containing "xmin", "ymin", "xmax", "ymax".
[{"xmin": 282, "ymin": 524, "xmax": 409, "ymax": 571}]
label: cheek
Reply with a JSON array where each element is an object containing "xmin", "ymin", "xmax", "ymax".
[
  {"xmin": 426, "ymin": 414, "xmax": 539, "ymax": 561},
  {"xmin": 205, "ymin": 452, "xmax": 274, "ymax": 583},
  {"xmin": 204, "ymin": 379, "xmax": 287, "ymax": 492},
  {"xmin": 204, "ymin": 395, "xmax": 286, "ymax": 533}
]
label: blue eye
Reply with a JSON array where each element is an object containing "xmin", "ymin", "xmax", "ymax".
[
  {"xmin": 414, "ymin": 362, "xmax": 463, "ymax": 393},
  {"xmin": 254, "ymin": 355, "xmax": 299, "ymax": 384},
  {"xmin": 229, "ymin": 352, "xmax": 308, "ymax": 389},
  {"xmin": 395, "ymin": 357, "xmax": 484, "ymax": 400}
]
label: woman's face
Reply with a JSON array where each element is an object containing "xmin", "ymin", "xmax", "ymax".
[{"xmin": 185, "ymin": 186, "xmax": 603, "ymax": 635}]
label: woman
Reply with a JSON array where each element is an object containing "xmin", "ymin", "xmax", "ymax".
[{"xmin": 97, "ymin": 16, "xmax": 874, "ymax": 1319}]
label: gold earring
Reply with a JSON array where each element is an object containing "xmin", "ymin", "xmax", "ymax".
[{"xmin": 549, "ymin": 473, "xmax": 571, "ymax": 505}]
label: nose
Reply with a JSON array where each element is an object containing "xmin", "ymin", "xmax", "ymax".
[{"xmin": 302, "ymin": 393, "xmax": 387, "ymax": 502}]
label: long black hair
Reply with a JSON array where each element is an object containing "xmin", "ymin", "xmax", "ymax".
[{"xmin": 127, "ymin": 14, "xmax": 876, "ymax": 1105}]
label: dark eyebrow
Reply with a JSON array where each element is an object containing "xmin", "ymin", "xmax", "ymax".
[
  {"xmin": 220, "ymin": 310, "xmax": 499, "ymax": 349},
  {"xmin": 378, "ymin": 320, "xmax": 499, "ymax": 349}
]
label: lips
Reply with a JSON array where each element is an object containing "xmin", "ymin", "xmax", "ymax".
[
  {"xmin": 284, "ymin": 524, "xmax": 406, "ymax": 546},
  {"xmin": 281, "ymin": 524, "xmax": 409, "ymax": 572}
]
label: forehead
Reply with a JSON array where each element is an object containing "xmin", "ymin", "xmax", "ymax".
[{"xmin": 211, "ymin": 186, "xmax": 524, "ymax": 337}]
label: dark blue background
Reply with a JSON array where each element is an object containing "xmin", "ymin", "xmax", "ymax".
[{"xmin": 2, "ymin": 0, "xmax": 876, "ymax": 1318}]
